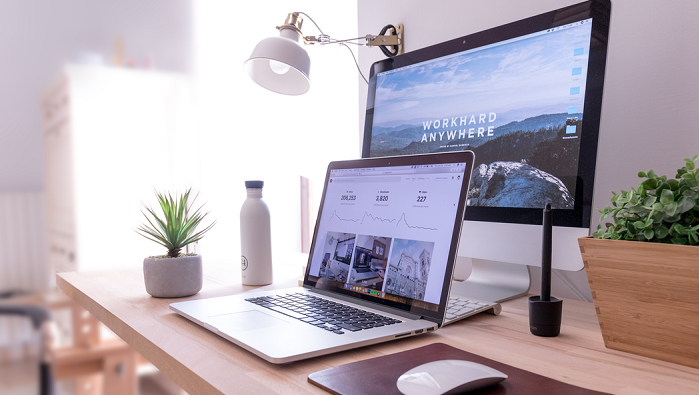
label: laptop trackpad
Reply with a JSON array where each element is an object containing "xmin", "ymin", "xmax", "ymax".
[{"xmin": 208, "ymin": 310, "xmax": 289, "ymax": 332}]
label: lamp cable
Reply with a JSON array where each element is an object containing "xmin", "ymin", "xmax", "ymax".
[
  {"xmin": 297, "ymin": 12, "xmax": 325, "ymax": 35},
  {"xmin": 340, "ymin": 43, "xmax": 369, "ymax": 84},
  {"xmin": 297, "ymin": 11, "xmax": 369, "ymax": 84}
]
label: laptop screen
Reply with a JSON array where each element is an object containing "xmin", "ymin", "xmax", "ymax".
[{"xmin": 304, "ymin": 152, "xmax": 474, "ymax": 322}]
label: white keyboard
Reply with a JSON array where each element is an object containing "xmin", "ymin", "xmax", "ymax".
[{"xmin": 443, "ymin": 296, "xmax": 501, "ymax": 325}]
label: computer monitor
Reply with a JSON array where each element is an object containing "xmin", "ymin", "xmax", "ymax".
[
  {"xmin": 361, "ymin": 0, "xmax": 611, "ymax": 302},
  {"xmin": 334, "ymin": 236, "xmax": 355, "ymax": 265},
  {"xmin": 354, "ymin": 246, "xmax": 372, "ymax": 268}
]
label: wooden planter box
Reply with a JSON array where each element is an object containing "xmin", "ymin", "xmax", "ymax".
[{"xmin": 578, "ymin": 236, "xmax": 699, "ymax": 368}]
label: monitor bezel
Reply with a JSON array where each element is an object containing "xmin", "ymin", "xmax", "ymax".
[{"xmin": 361, "ymin": 0, "xmax": 611, "ymax": 229}]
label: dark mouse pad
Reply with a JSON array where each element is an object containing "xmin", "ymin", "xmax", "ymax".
[{"xmin": 308, "ymin": 343, "xmax": 610, "ymax": 395}]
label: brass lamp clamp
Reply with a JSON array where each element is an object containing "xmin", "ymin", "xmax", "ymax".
[{"xmin": 366, "ymin": 24, "xmax": 404, "ymax": 56}]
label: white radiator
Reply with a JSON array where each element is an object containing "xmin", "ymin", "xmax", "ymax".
[
  {"xmin": 0, "ymin": 192, "xmax": 48, "ymax": 361},
  {"xmin": 0, "ymin": 192, "xmax": 48, "ymax": 292}
]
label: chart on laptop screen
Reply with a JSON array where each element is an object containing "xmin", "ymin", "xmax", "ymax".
[
  {"xmin": 368, "ymin": 19, "xmax": 593, "ymax": 210},
  {"xmin": 307, "ymin": 163, "xmax": 467, "ymax": 307}
]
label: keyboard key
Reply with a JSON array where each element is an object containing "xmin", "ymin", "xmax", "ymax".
[
  {"xmin": 337, "ymin": 323, "xmax": 362, "ymax": 332},
  {"xmin": 269, "ymin": 306, "xmax": 306, "ymax": 319}
]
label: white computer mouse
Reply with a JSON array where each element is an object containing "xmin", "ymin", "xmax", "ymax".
[{"xmin": 396, "ymin": 359, "xmax": 508, "ymax": 395}]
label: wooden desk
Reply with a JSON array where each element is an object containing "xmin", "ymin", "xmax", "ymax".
[{"xmin": 56, "ymin": 262, "xmax": 699, "ymax": 395}]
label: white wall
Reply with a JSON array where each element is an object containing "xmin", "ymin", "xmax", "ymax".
[
  {"xmin": 0, "ymin": 0, "xmax": 358, "ymax": 280},
  {"xmin": 357, "ymin": 0, "xmax": 699, "ymax": 301},
  {"xmin": 0, "ymin": 0, "xmax": 193, "ymax": 192},
  {"xmin": 193, "ymin": 1, "xmax": 359, "ymax": 264}
]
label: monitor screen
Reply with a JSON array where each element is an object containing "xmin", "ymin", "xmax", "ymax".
[{"xmin": 362, "ymin": 0, "xmax": 610, "ymax": 228}]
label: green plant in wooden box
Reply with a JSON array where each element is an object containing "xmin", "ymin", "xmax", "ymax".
[
  {"xmin": 580, "ymin": 155, "xmax": 699, "ymax": 368},
  {"xmin": 592, "ymin": 155, "xmax": 699, "ymax": 244}
]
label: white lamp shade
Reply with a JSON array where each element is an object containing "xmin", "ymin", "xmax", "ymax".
[{"xmin": 244, "ymin": 33, "xmax": 311, "ymax": 95}]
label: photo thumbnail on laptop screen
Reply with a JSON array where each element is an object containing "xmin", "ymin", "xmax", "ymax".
[
  {"xmin": 307, "ymin": 162, "xmax": 468, "ymax": 311},
  {"xmin": 368, "ymin": 19, "xmax": 593, "ymax": 210}
]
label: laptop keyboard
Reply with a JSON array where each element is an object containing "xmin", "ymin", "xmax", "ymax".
[
  {"xmin": 245, "ymin": 293, "xmax": 402, "ymax": 335},
  {"xmin": 443, "ymin": 296, "xmax": 500, "ymax": 325}
]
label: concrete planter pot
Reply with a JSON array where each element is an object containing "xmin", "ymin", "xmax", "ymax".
[{"xmin": 143, "ymin": 254, "xmax": 202, "ymax": 298}]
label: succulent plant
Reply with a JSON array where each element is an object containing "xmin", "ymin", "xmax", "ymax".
[
  {"xmin": 592, "ymin": 156, "xmax": 699, "ymax": 245},
  {"xmin": 136, "ymin": 188, "xmax": 215, "ymax": 257}
]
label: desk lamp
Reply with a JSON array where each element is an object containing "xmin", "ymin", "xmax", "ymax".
[{"xmin": 244, "ymin": 12, "xmax": 404, "ymax": 95}]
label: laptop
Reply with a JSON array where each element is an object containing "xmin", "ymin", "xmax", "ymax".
[{"xmin": 170, "ymin": 151, "xmax": 476, "ymax": 363}]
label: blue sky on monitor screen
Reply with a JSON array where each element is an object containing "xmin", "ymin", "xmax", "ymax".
[{"xmin": 372, "ymin": 21, "xmax": 592, "ymax": 130}]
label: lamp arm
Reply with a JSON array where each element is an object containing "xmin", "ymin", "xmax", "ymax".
[
  {"xmin": 273, "ymin": 12, "xmax": 403, "ymax": 85},
  {"xmin": 290, "ymin": 12, "xmax": 404, "ymax": 56},
  {"xmin": 305, "ymin": 30, "xmax": 404, "ymax": 55},
  {"xmin": 321, "ymin": 36, "xmax": 370, "ymax": 45}
]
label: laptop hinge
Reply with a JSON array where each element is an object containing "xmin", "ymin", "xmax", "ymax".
[
  {"xmin": 309, "ymin": 288, "xmax": 423, "ymax": 321},
  {"xmin": 428, "ymin": 316, "xmax": 443, "ymax": 327}
]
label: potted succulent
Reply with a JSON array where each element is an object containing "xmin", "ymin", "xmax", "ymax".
[
  {"xmin": 578, "ymin": 156, "xmax": 699, "ymax": 368},
  {"xmin": 136, "ymin": 189, "xmax": 215, "ymax": 298}
]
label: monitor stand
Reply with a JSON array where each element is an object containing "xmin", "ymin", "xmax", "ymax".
[{"xmin": 449, "ymin": 258, "xmax": 531, "ymax": 303}]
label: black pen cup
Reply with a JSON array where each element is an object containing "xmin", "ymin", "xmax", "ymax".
[{"xmin": 529, "ymin": 296, "xmax": 562, "ymax": 337}]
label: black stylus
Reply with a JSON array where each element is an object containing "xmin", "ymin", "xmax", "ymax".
[
  {"xmin": 541, "ymin": 203, "xmax": 552, "ymax": 302},
  {"xmin": 529, "ymin": 202, "xmax": 561, "ymax": 336}
]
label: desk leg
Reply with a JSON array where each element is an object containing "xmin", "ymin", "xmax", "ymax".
[
  {"xmin": 74, "ymin": 373, "xmax": 102, "ymax": 395},
  {"xmin": 103, "ymin": 349, "xmax": 137, "ymax": 395}
]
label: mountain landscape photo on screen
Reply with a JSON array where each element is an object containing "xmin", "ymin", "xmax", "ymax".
[{"xmin": 370, "ymin": 21, "xmax": 593, "ymax": 210}]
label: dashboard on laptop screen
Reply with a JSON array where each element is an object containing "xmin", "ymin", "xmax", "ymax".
[{"xmin": 305, "ymin": 155, "xmax": 472, "ymax": 319}]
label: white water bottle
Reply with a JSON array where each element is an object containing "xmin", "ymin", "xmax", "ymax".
[{"xmin": 240, "ymin": 180, "xmax": 273, "ymax": 285}]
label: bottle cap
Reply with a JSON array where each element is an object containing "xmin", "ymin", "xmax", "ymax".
[{"xmin": 245, "ymin": 180, "xmax": 264, "ymax": 188}]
